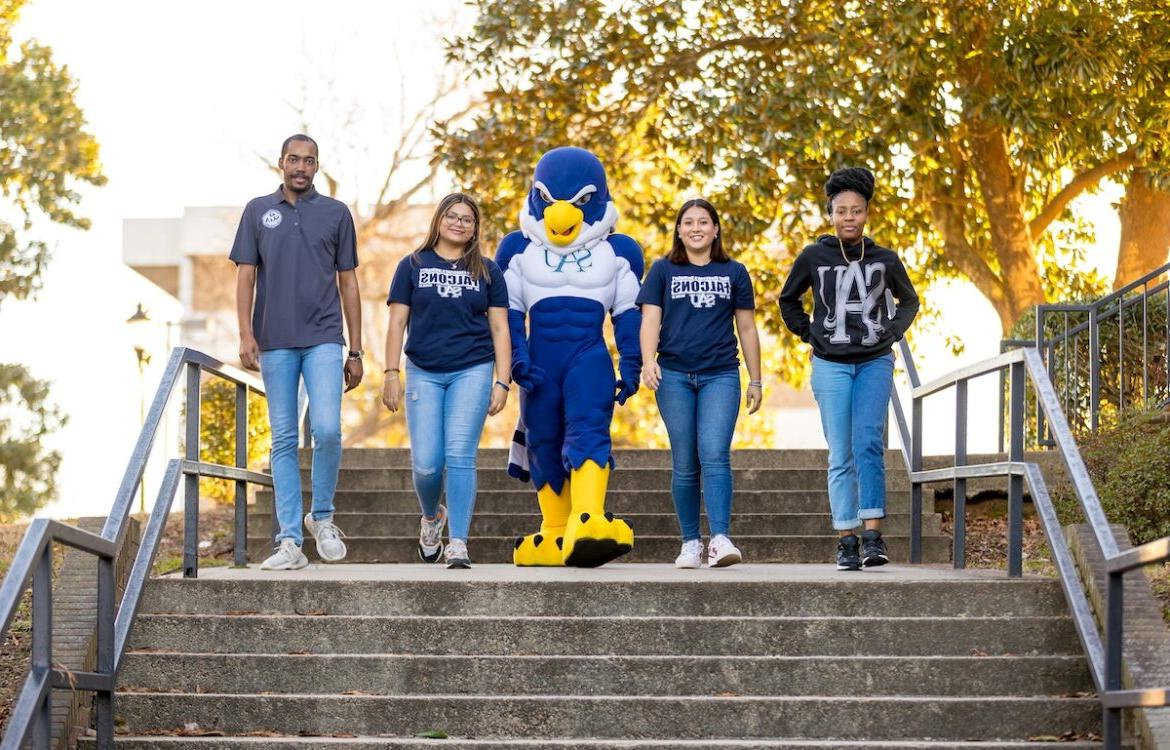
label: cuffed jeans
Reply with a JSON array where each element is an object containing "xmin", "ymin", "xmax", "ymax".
[
  {"xmin": 404, "ymin": 359, "xmax": 493, "ymax": 541},
  {"xmin": 810, "ymin": 353, "xmax": 894, "ymax": 530},
  {"xmin": 654, "ymin": 366, "xmax": 741, "ymax": 541},
  {"xmin": 260, "ymin": 343, "xmax": 344, "ymax": 547}
]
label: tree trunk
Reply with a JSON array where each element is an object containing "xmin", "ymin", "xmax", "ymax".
[{"xmin": 1114, "ymin": 168, "xmax": 1170, "ymax": 290}]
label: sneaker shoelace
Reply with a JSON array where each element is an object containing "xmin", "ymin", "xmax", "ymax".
[
  {"xmin": 446, "ymin": 540, "xmax": 468, "ymax": 560},
  {"xmin": 315, "ymin": 520, "xmax": 345, "ymax": 543},
  {"xmin": 421, "ymin": 511, "xmax": 445, "ymax": 547}
]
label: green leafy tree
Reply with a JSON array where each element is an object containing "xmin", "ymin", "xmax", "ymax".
[
  {"xmin": 198, "ymin": 379, "xmax": 270, "ymax": 504},
  {"xmin": 0, "ymin": 0, "xmax": 104, "ymax": 517},
  {"xmin": 439, "ymin": 0, "xmax": 1170, "ymax": 372},
  {"xmin": 0, "ymin": 364, "xmax": 65, "ymax": 521}
]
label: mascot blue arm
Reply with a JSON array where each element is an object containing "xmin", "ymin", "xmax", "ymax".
[{"xmin": 608, "ymin": 233, "xmax": 644, "ymax": 404}]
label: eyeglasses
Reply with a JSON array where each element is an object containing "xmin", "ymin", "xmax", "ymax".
[{"xmin": 443, "ymin": 213, "xmax": 476, "ymax": 227}]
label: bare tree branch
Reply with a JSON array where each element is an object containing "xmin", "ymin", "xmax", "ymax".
[{"xmin": 1029, "ymin": 151, "xmax": 1139, "ymax": 239}]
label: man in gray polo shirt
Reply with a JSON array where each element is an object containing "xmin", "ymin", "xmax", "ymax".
[{"xmin": 231, "ymin": 133, "xmax": 363, "ymax": 570}]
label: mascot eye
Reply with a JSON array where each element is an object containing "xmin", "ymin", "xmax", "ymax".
[
  {"xmin": 574, "ymin": 194, "xmax": 592, "ymax": 206},
  {"xmin": 537, "ymin": 187, "xmax": 554, "ymax": 203}
]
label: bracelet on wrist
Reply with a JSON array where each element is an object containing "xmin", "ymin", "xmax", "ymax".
[
  {"xmin": 748, "ymin": 381, "xmax": 763, "ymax": 388},
  {"xmin": 383, "ymin": 367, "xmax": 400, "ymax": 374},
  {"xmin": 494, "ymin": 380, "xmax": 511, "ymax": 392}
]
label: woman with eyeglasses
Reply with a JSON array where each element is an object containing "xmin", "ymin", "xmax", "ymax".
[{"xmin": 382, "ymin": 193, "xmax": 512, "ymax": 568}]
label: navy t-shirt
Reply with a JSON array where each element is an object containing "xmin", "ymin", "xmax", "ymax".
[
  {"xmin": 636, "ymin": 257, "xmax": 755, "ymax": 373},
  {"xmin": 229, "ymin": 186, "xmax": 358, "ymax": 351},
  {"xmin": 388, "ymin": 249, "xmax": 508, "ymax": 373}
]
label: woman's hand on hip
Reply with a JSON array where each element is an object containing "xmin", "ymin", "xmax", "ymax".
[{"xmin": 641, "ymin": 362, "xmax": 662, "ymax": 391}]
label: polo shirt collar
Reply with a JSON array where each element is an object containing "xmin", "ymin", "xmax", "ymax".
[{"xmin": 269, "ymin": 185, "xmax": 320, "ymax": 206}]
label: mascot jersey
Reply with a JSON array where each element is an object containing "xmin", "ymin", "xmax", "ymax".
[{"xmin": 496, "ymin": 147, "xmax": 643, "ymax": 567}]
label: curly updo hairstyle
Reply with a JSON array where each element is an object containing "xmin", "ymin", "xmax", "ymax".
[{"xmin": 824, "ymin": 167, "xmax": 875, "ymax": 213}]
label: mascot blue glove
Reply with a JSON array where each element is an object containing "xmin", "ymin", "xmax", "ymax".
[{"xmin": 496, "ymin": 147, "xmax": 644, "ymax": 567}]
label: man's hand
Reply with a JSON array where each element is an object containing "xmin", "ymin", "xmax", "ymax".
[
  {"xmin": 344, "ymin": 358, "xmax": 364, "ymax": 392},
  {"xmin": 382, "ymin": 374, "xmax": 402, "ymax": 412},
  {"xmin": 239, "ymin": 335, "xmax": 260, "ymax": 370}
]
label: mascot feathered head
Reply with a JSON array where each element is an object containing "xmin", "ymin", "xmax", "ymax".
[{"xmin": 520, "ymin": 147, "xmax": 619, "ymax": 254}]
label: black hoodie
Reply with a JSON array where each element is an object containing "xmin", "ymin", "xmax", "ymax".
[{"xmin": 779, "ymin": 235, "xmax": 919, "ymax": 364}]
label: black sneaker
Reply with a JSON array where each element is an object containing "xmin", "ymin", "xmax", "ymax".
[
  {"xmin": 836, "ymin": 534, "xmax": 862, "ymax": 571},
  {"xmin": 861, "ymin": 529, "xmax": 889, "ymax": 568}
]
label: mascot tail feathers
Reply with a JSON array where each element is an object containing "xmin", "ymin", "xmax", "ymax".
[{"xmin": 507, "ymin": 412, "xmax": 531, "ymax": 482}]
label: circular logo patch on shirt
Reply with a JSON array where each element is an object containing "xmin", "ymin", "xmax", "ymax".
[{"xmin": 261, "ymin": 209, "xmax": 283, "ymax": 229}]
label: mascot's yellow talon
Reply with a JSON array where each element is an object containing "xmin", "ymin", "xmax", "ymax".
[{"xmin": 513, "ymin": 531, "xmax": 567, "ymax": 566}]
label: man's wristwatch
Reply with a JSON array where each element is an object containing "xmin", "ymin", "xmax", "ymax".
[{"xmin": 347, "ymin": 349, "xmax": 363, "ymax": 360}]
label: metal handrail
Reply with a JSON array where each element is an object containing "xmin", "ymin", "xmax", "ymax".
[
  {"xmin": 1022, "ymin": 260, "xmax": 1170, "ymax": 439},
  {"xmin": 889, "ymin": 344, "xmax": 1170, "ymax": 749},
  {"xmin": 0, "ymin": 347, "xmax": 274, "ymax": 749}
]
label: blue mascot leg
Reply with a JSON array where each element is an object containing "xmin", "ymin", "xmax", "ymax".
[
  {"xmin": 560, "ymin": 345, "xmax": 634, "ymax": 567},
  {"xmin": 513, "ymin": 379, "xmax": 572, "ymax": 566}
]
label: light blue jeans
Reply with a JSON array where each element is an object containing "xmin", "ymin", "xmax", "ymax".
[
  {"xmin": 259, "ymin": 343, "xmax": 344, "ymax": 547},
  {"xmin": 405, "ymin": 360, "xmax": 494, "ymax": 541},
  {"xmin": 654, "ymin": 367, "xmax": 741, "ymax": 541},
  {"xmin": 810, "ymin": 353, "xmax": 894, "ymax": 530}
]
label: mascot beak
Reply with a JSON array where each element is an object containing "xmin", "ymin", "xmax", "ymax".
[{"xmin": 544, "ymin": 200, "xmax": 584, "ymax": 246}]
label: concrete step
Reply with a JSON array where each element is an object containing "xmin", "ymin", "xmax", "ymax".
[
  {"xmin": 245, "ymin": 534, "xmax": 952, "ymax": 564},
  {"xmin": 106, "ymin": 693, "xmax": 1100, "ymax": 741},
  {"xmin": 308, "ymin": 448, "xmax": 906, "ymax": 469},
  {"xmin": 312, "ymin": 468, "xmax": 912, "ymax": 492},
  {"xmin": 247, "ymin": 512, "xmax": 943, "ymax": 538},
  {"xmin": 128, "ymin": 614, "xmax": 1080, "ymax": 656},
  {"xmin": 253, "ymin": 489, "xmax": 932, "ymax": 515},
  {"xmin": 81, "ymin": 739, "xmax": 1112, "ymax": 750},
  {"xmin": 138, "ymin": 576, "xmax": 1075, "ymax": 618},
  {"xmin": 118, "ymin": 653, "xmax": 1091, "ymax": 697}
]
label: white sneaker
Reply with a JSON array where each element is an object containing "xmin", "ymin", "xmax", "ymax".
[
  {"xmin": 674, "ymin": 539, "xmax": 703, "ymax": 569},
  {"xmin": 445, "ymin": 538, "xmax": 471, "ymax": 569},
  {"xmin": 259, "ymin": 538, "xmax": 308, "ymax": 571},
  {"xmin": 707, "ymin": 534, "xmax": 742, "ymax": 568},
  {"xmin": 304, "ymin": 513, "xmax": 347, "ymax": 562},
  {"xmin": 418, "ymin": 505, "xmax": 447, "ymax": 563}
]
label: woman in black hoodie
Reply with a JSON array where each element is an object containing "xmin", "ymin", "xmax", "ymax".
[{"xmin": 778, "ymin": 167, "xmax": 919, "ymax": 570}]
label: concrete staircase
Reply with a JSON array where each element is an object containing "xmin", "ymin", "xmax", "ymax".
[
  {"xmin": 89, "ymin": 565, "xmax": 1104, "ymax": 748},
  {"xmin": 82, "ymin": 449, "xmax": 1109, "ymax": 748},
  {"xmin": 247, "ymin": 449, "xmax": 950, "ymax": 564}
]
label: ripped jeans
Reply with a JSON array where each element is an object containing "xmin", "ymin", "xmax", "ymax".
[{"xmin": 404, "ymin": 359, "xmax": 494, "ymax": 541}]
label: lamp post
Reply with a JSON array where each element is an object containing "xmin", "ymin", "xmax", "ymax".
[{"xmin": 127, "ymin": 303, "xmax": 152, "ymax": 513}]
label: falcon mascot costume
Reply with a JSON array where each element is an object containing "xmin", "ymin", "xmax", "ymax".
[{"xmin": 497, "ymin": 146, "xmax": 643, "ymax": 567}]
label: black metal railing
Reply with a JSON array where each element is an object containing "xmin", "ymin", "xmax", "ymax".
[
  {"xmin": 1008, "ymin": 262, "xmax": 1170, "ymax": 443},
  {"xmin": 889, "ymin": 341, "xmax": 1170, "ymax": 749},
  {"xmin": 0, "ymin": 348, "xmax": 273, "ymax": 749}
]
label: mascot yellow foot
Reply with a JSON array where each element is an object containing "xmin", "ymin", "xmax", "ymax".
[
  {"xmin": 514, "ymin": 482, "xmax": 571, "ymax": 566},
  {"xmin": 561, "ymin": 460, "xmax": 634, "ymax": 567}
]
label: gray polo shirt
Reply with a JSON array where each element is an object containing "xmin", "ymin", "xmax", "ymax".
[{"xmin": 229, "ymin": 186, "xmax": 358, "ymax": 351}]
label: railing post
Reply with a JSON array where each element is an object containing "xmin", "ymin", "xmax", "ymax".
[
  {"xmin": 910, "ymin": 393, "xmax": 923, "ymax": 564},
  {"xmin": 1008, "ymin": 360, "xmax": 1025, "ymax": 578},
  {"xmin": 953, "ymin": 380, "xmax": 968, "ymax": 569},
  {"xmin": 94, "ymin": 554, "xmax": 115, "ymax": 747},
  {"xmin": 183, "ymin": 363, "xmax": 201, "ymax": 579},
  {"xmin": 1089, "ymin": 306, "xmax": 1101, "ymax": 431},
  {"xmin": 234, "ymin": 383, "xmax": 248, "ymax": 567},
  {"xmin": 1103, "ymin": 570, "xmax": 1124, "ymax": 749},
  {"xmin": 1035, "ymin": 306, "xmax": 1049, "ymax": 445},
  {"xmin": 31, "ymin": 545, "xmax": 52, "ymax": 748}
]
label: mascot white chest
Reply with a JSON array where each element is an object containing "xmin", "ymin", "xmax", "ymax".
[{"xmin": 508, "ymin": 239, "xmax": 625, "ymax": 312}]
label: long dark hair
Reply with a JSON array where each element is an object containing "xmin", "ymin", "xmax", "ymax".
[
  {"xmin": 668, "ymin": 198, "xmax": 729, "ymax": 264},
  {"xmin": 414, "ymin": 193, "xmax": 490, "ymax": 283}
]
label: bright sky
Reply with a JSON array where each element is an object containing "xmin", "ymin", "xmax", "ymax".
[{"xmin": 0, "ymin": 0, "xmax": 1127, "ymax": 520}]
